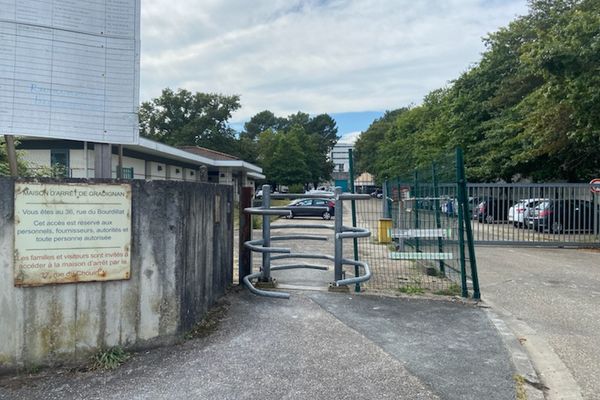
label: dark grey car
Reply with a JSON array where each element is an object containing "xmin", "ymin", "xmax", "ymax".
[{"xmin": 282, "ymin": 198, "xmax": 336, "ymax": 220}]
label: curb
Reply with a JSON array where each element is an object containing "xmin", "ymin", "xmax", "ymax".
[
  {"xmin": 483, "ymin": 304, "xmax": 545, "ymax": 400},
  {"xmin": 481, "ymin": 299, "xmax": 583, "ymax": 400}
]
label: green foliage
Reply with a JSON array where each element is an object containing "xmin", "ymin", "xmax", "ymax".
[
  {"xmin": 23, "ymin": 163, "xmax": 68, "ymax": 178},
  {"xmin": 253, "ymin": 111, "xmax": 338, "ymax": 187},
  {"xmin": 252, "ymin": 215, "xmax": 262, "ymax": 229},
  {"xmin": 139, "ymin": 88, "xmax": 241, "ymax": 154},
  {"xmin": 0, "ymin": 138, "xmax": 10, "ymax": 176},
  {"xmin": 398, "ymin": 285, "xmax": 425, "ymax": 295},
  {"xmin": 287, "ymin": 183, "xmax": 304, "ymax": 193},
  {"xmin": 91, "ymin": 347, "xmax": 130, "ymax": 370},
  {"xmin": 433, "ymin": 284, "xmax": 461, "ymax": 296},
  {"xmin": 355, "ymin": 0, "xmax": 600, "ymax": 183},
  {"xmin": 0, "ymin": 138, "xmax": 35, "ymax": 177}
]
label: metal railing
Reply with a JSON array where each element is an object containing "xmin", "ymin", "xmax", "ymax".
[
  {"xmin": 464, "ymin": 183, "xmax": 599, "ymax": 247},
  {"xmin": 242, "ymin": 185, "xmax": 372, "ymax": 299}
]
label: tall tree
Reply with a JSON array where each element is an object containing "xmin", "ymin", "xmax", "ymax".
[
  {"xmin": 242, "ymin": 110, "xmax": 285, "ymax": 141},
  {"xmin": 139, "ymin": 88, "xmax": 241, "ymax": 154},
  {"xmin": 252, "ymin": 110, "xmax": 338, "ymax": 186}
]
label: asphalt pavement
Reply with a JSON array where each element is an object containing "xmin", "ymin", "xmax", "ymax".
[
  {"xmin": 477, "ymin": 246, "xmax": 600, "ymax": 400},
  {"xmin": 0, "ymin": 288, "xmax": 522, "ymax": 400}
]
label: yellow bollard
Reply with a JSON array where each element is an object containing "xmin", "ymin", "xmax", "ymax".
[{"xmin": 378, "ymin": 218, "xmax": 392, "ymax": 243}]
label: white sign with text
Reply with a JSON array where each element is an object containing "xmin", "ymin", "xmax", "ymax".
[
  {"xmin": 14, "ymin": 182, "xmax": 132, "ymax": 286},
  {"xmin": 0, "ymin": 0, "xmax": 140, "ymax": 144}
]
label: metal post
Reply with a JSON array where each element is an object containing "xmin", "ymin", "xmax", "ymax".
[
  {"xmin": 4, "ymin": 135, "xmax": 18, "ymax": 177},
  {"xmin": 348, "ymin": 149, "xmax": 360, "ymax": 292},
  {"xmin": 457, "ymin": 148, "xmax": 480, "ymax": 299},
  {"xmin": 456, "ymin": 148, "xmax": 469, "ymax": 298},
  {"xmin": 94, "ymin": 143, "xmax": 112, "ymax": 178},
  {"xmin": 432, "ymin": 162, "xmax": 445, "ymax": 276},
  {"xmin": 413, "ymin": 170, "xmax": 420, "ymax": 252},
  {"xmin": 239, "ymin": 186, "xmax": 253, "ymax": 285},
  {"xmin": 334, "ymin": 187, "xmax": 344, "ymax": 282},
  {"xmin": 382, "ymin": 180, "xmax": 390, "ymax": 218},
  {"xmin": 84, "ymin": 141, "xmax": 89, "ymax": 178},
  {"xmin": 117, "ymin": 144, "xmax": 123, "ymax": 178},
  {"xmin": 260, "ymin": 184, "xmax": 271, "ymax": 282}
]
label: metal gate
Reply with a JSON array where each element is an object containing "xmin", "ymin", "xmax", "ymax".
[{"xmin": 465, "ymin": 183, "xmax": 600, "ymax": 247}]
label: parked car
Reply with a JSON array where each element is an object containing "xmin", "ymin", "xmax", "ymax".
[
  {"xmin": 306, "ymin": 189, "xmax": 334, "ymax": 196},
  {"xmin": 508, "ymin": 198, "xmax": 548, "ymax": 227},
  {"xmin": 282, "ymin": 198, "xmax": 336, "ymax": 220},
  {"xmin": 476, "ymin": 198, "xmax": 511, "ymax": 223},
  {"xmin": 441, "ymin": 197, "xmax": 480, "ymax": 217},
  {"xmin": 527, "ymin": 199, "xmax": 596, "ymax": 233}
]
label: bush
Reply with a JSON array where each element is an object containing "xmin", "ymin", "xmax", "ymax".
[{"xmin": 287, "ymin": 183, "xmax": 304, "ymax": 193}]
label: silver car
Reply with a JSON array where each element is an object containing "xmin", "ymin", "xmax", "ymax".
[{"xmin": 508, "ymin": 198, "xmax": 548, "ymax": 227}]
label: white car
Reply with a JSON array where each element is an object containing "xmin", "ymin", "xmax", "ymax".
[{"xmin": 508, "ymin": 198, "xmax": 548, "ymax": 227}]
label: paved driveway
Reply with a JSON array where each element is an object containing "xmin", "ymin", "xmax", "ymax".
[
  {"xmin": 477, "ymin": 246, "xmax": 600, "ymax": 400},
  {"xmin": 0, "ymin": 290, "xmax": 516, "ymax": 400}
]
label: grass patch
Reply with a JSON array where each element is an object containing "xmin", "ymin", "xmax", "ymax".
[
  {"xmin": 91, "ymin": 347, "xmax": 130, "ymax": 370},
  {"xmin": 514, "ymin": 375, "xmax": 527, "ymax": 400},
  {"xmin": 433, "ymin": 283, "xmax": 461, "ymax": 296},
  {"xmin": 398, "ymin": 285, "xmax": 425, "ymax": 295}
]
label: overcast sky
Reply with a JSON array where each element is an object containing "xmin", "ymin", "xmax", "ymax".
[{"xmin": 140, "ymin": 0, "xmax": 529, "ymax": 134}]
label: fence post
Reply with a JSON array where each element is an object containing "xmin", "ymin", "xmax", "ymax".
[
  {"xmin": 456, "ymin": 148, "xmax": 480, "ymax": 299},
  {"xmin": 348, "ymin": 149, "xmax": 361, "ymax": 292},
  {"xmin": 456, "ymin": 148, "xmax": 469, "ymax": 298},
  {"xmin": 238, "ymin": 186, "xmax": 253, "ymax": 285},
  {"xmin": 413, "ymin": 170, "xmax": 420, "ymax": 253},
  {"xmin": 260, "ymin": 184, "xmax": 272, "ymax": 282},
  {"xmin": 334, "ymin": 187, "xmax": 344, "ymax": 282},
  {"xmin": 432, "ymin": 162, "xmax": 446, "ymax": 276}
]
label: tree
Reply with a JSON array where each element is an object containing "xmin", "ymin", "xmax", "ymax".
[
  {"xmin": 139, "ymin": 88, "xmax": 241, "ymax": 154},
  {"xmin": 242, "ymin": 110, "xmax": 285, "ymax": 141},
  {"xmin": 251, "ymin": 110, "xmax": 339, "ymax": 186},
  {"xmin": 356, "ymin": 0, "xmax": 600, "ymax": 183},
  {"xmin": 354, "ymin": 109, "xmax": 407, "ymax": 178},
  {"xmin": 258, "ymin": 127, "xmax": 310, "ymax": 186}
]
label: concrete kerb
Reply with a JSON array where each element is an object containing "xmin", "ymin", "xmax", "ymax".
[
  {"xmin": 481, "ymin": 304, "xmax": 546, "ymax": 400},
  {"xmin": 481, "ymin": 298, "xmax": 583, "ymax": 400}
]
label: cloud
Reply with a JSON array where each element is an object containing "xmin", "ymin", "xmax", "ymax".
[
  {"xmin": 140, "ymin": 0, "xmax": 528, "ymax": 122},
  {"xmin": 338, "ymin": 131, "xmax": 362, "ymax": 145}
]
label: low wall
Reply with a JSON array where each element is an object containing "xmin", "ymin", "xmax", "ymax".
[{"xmin": 0, "ymin": 177, "xmax": 233, "ymax": 371}]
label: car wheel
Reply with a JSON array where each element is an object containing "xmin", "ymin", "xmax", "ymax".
[
  {"xmin": 551, "ymin": 221, "xmax": 563, "ymax": 234},
  {"xmin": 322, "ymin": 211, "xmax": 332, "ymax": 220},
  {"xmin": 285, "ymin": 212, "xmax": 294, "ymax": 219}
]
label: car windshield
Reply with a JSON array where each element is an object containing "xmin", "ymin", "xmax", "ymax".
[{"xmin": 535, "ymin": 201, "xmax": 550, "ymax": 210}]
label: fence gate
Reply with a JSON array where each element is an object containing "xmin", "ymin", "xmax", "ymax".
[{"xmin": 465, "ymin": 183, "xmax": 600, "ymax": 247}]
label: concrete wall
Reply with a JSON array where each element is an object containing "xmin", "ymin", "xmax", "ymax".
[{"xmin": 0, "ymin": 178, "xmax": 233, "ymax": 371}]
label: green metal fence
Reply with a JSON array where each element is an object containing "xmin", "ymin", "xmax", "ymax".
[{"xmin": 352, "ymin": 148, "xmax": 480, "ymax": 299}]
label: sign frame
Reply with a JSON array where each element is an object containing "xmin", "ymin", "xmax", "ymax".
[{"xmin": 13, "ymin": 181, "xmax": 132, "ymax": 287}]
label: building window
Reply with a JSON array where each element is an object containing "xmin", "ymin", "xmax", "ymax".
[
  {"xmin": 336, "ymin": 163, "xmax": 344, "ymax": 172},
  {"xmin": 50, "ymin": 149, "xmax": 69, "ymax": 177},
  {"xmin": 117, "ymin": 166, "xmax": 134, "ymax": 179},
  {"xmin": 175, "ymin": 168, "xmax": 180, "ymax": 174}
]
